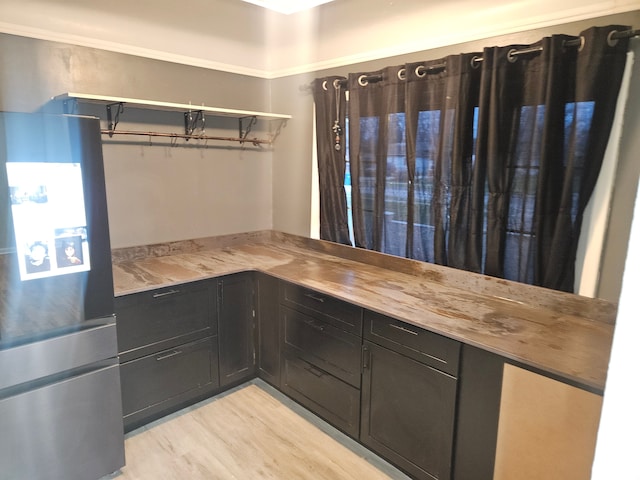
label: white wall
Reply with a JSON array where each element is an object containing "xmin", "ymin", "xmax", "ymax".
[
  {"xmin": 591, "ymin": 37, "xmax": 640, "ymax": 478},
  {"xmin": 591, "ymin": 183, "xmax": 640, "ymax": 479}
]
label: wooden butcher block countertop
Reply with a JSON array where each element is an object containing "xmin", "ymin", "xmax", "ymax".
[{"xmin": 111, "ymin": 231, "xmax": 617, "ymax": 393}]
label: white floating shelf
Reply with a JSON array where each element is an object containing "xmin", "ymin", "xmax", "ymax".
[{"xmin": 53, "ymin": 93, "xmax": 292, "ymax": 120}]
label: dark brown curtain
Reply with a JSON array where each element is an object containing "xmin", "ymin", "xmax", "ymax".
[
  {"xmin": 348, "ymin": 66, "xmax": 406, "ymax": 253},
  {"xmin": 476, "ymin": 26, "xmax": 629, "ymax": 290},
  {"xmin": 314, "ymin": 25, "xmax": 630, "ymax": 292},
  {"xmin": 313, "ymin": 76, "xmax": 350, "ymax": 244},
  {"xmin": 404, "ymin": 55, "xmax": 482, "ymax": 270}
]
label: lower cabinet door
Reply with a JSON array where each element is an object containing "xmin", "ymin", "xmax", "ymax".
[
  {"xmin": 218, "ymin": 274, "xmax": 256, "ymax": 387},
  {"xmin": 281, "ymin": 354, "xmax": 360, "ymax": 438},
  {"xmin": 361, "ymin": 341, "xmax": 457, "ymax": 480},
  {"xmin": 120, "ymin": 336, "xmax": 219, "ymax": 430},
  {"xmin": 256, "ymin": 273, "xmax": 281, "ymax": 388}
]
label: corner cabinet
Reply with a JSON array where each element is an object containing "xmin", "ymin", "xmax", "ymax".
[
  {"xmin": 255, "ymin": 272, "xmax": 281, "ymax": 388},
  {"xmin": 361, "ymin": 310, "xmax": 461, "ymax": 480},
  {"xmin": 217, "ymin": 273, "xmax": 256, "ymax": 388}
]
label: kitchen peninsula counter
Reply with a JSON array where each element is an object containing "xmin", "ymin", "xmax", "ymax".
[{"xmin": 111, "ymin": 230, "xmax": 616, "ymax": 393}]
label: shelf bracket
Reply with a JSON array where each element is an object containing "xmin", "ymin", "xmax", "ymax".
[
  {"xmin": 106, "ymin": 102, "xmax": 125, "ymax": 137},
  {"xmin": 184, "ymin": 110, "xmax": 205, "ymax": 140},
  {"xmin": 239, "ymin": 116, "xmax": 258, "ymax": 145},
  {"xmin": 62, "ymin": 98, "xmax": 78, "ymax": 115},
  {"xmin": 269, "ymin": 119, "xmax": 288, "ymax": 144}
]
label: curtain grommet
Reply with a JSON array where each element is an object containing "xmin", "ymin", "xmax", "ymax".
[
  {"xmin": 577, "ymin": 35, "xmax": 585, "ymax": 52},
  {"xmin": 471, "ymin": 55, "xmax": 482, "ymax": 68},
  {"xmin": 333, "ymin": 78, "xmax": 341, "ymax": 89},
  {"xmin": 322, "ymin": 80, "xmax": 328, "ymax": 91},
  {"xmin": 358, "ymin": 75, "xmax": 369, "ymax": 87},
  {"xmin": 397, "ymin": 68, "xmax": 406, "ymax": 81},
  {"xmin": 607, "ymin": 30, "xmax": 619, "ymax": 47},
  {"xmin": 507, "ymin": 48, "xmax": 518, "ymax": 63},
  {"xmin": 415, "ymin": 65, "xmax": 426, "ymax": 78}
]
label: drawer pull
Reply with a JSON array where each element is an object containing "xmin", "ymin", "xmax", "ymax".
[
  {"xmin": 303, "ymin": 318, "xmax": 325, "ymax": 331},
  {"xmin": 153, "ymin": 289, "xmax": 180, "ymax": 298},
  {"xmin": 155, "ymin": 350, "xmax": 183, "ymax": 361},
  {"xmin": 303, "ymin": 293, "xmax": 325, "ymax": 303},
  {"xmin": 306, "ymin": 365, "xmax": 324, "ymax": 377},
  {"xmin": 389, "ymin": 323, "xmax": 419, "ymax": 336}
]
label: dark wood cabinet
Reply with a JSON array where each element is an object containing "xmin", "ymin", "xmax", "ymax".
[
  {"xmin": 116, "ymin": 280, "xmax": 215, "ymax": 363},
  {"xmin": 279, "ymin": 281, "xmax": 363, "ymax": 438},
  {"xmin": 255, "ymin": 272, "xmax": 281, "ymax": 388},
  {"xmin": 361, "ymin": 310, "xmax": 460, "ymax": 480},
  {"xmin": 282, "ymin": 354, "xmax": 361, "ymax": 437},
  {"xmin": 115, "ymin": 280, "xmax": 219, "ymax": 431},
  {"xmin": 114, "ymin": 272, "xmax": 502, "ymax": 478},
  {"xmin": 453, "ymin": 345, "xmax": 504, "ymax": 480},
  {"xmin": 217, "ymin": 273, "xmax": 256, "ymax": 387},
  {"xmin": 281, "ymin": 305, "xmax": 362, "ymax": 387},
  {"xmin": 280, "ymin": 281, "xmax": 362, "ymax": 335},
  {"xmin": 119, "ymin": 337, "xmax": 218, "ymax": 420}
]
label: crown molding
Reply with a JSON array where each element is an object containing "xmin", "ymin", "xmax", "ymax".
[
  {"xmin": 1, "ymin": 1, "xmax": 638, "ymax": 81},
  {"xmin": 264, "ymin": 3, "xmax": 640, "ymax": 78},
  {"xmin": 0, "ymin": 22, "xmax": 271, "ymax": 79}
]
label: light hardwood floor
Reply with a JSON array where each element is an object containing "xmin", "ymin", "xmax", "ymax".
[{"xmin": 106, "ymin": 380, "xmax": 411, "ymax": 480}]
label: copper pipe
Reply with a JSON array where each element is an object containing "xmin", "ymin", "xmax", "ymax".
[{"xmin": 100, "ymin": 129, "xmax": 272, "ymax": 145}]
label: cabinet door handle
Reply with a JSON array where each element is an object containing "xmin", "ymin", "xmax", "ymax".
[
  {"xmin": 153, "ymin": 289, "xmax": 180, "ymax": 298},
  {"xmin": 362, "ymin": 345, "xmax": 370, "ymax": 370},
  {"xmin": 303, "ymin": 293, "xmax": 325, "ymax": 303},
  {"xmin": 389, "ymin": 323, "xmax": 419, "ymax": 336},
  {"xmin": 156, "ymin": 350, "xmax": 183, "ymax": 361}
]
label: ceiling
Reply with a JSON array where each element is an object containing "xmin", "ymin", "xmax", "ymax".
[{"xmin": 0, "ymin": 0, "xmax": 637, "ymax": 78}]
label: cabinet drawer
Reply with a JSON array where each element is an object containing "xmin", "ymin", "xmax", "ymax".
[
  {"xmin": 282, "ymin": 306, "xmax": 361, "ymax": 388},
  {"xmin": 119, "ymin": 336, "xmax": 219, "ymax": 420},
  {"xmin": 364, "ymin": 310, "xmax": 460, "ymax": 376},
  {"xmin": 116, "ymin": 280, "xmax": 215, "ymax": 361},
  {"xmin": 280, "ymin": 282, "xmax": 362, "ymax": 335},
  {"xmin": 281, "ymin": 354, "xmax": 360, "ymax": 438}
]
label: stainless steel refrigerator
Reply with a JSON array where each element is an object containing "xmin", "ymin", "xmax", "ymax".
[{"xmin": 0, "ymin": 112, "xmax": 125, "ymax": 480}]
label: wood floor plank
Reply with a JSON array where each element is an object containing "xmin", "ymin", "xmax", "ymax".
[{"xmin": 107, "ymin": 380, "xmax": 410, "ymax": 480}]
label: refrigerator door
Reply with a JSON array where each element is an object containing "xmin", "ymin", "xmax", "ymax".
[{"xmin": 0, "ymin": 112, "xmax": 114, "ymax": 348}]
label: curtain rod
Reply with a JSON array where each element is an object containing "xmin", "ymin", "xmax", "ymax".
[{"xmin": 302, "ymin": 27, "xmax": 639, "ymax": 92}]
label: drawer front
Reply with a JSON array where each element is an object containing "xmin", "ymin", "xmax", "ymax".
[
  {"xmin": 282, "ymin": 306, "xmax": 361, "ymax": 388},
  {"xmin": 281, "ymin": 354, "xmax": 360, "ymax": 438},
  {"xmin": 280, "ymin": 282, "xmax": 362, "ymax": 335},
  {"xmin": 116, "ymin": 281, "xmax": 215, "ymax": 361},
  {"xmin": 0, "ymin": 363, "xmax": 125, "ymax": 480},
  {"xmin": 364, "ymin": 310, "xmax": 460, "ymax": 376},
  {"xmin": 119, "ymin": 336, "xmax": 219, "ymax": 418}
]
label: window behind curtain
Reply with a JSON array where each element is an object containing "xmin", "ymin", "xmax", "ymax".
[
  {"xmin": 316, "ymin": 26, "xmax": 630, "ymax": 293},
  {"xmin": 342, "ymin": 101, "xmax": 596, "ymax": 284}
]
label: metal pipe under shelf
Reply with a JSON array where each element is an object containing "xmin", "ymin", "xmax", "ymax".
[{"xmin": 99, "ymin": 129, "xmax": 273, "ymax": 146}]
